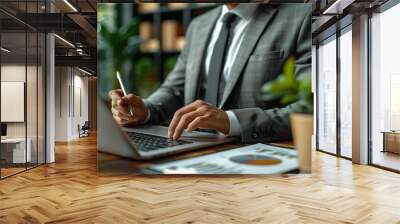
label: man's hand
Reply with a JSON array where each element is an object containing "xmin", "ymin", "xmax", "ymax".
[
  {"xmin": 168, "ymin": 100, "xmax": 230, "ymax": 140},
  {"xmin": 109, "ymin": 89, "xmax": 148, "ymax": 126}
]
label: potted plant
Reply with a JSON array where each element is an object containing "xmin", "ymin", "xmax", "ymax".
[{"xmin": 260, "ymin": 56, "xmax": 313, "ymax": 173}]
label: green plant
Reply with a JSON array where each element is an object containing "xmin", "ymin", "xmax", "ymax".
[
  {"xmin": 133, "ymin": 58, "xmax": 159, "ymax": 97},
  {"xmin": 97, "ymin": 6, "xmax": 141, "ymax": 97},
  {"xmin": 261, "ymin": 56, "xmax": 313, "ymax": 113},
  {"xmin": 98, "ymin": 18, "xmax": 140, "ymax": 73},
  {"xmin": 164, "ymin": 57, "xmax": 177, "ymax": 75}
]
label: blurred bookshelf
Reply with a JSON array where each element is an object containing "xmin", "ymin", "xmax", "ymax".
[{"xmin": 134, "ymin": 3, "xmax": 218, "ymax": 81}]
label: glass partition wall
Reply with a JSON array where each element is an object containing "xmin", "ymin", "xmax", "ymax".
[
  {"xmin": 316, "ymin": 25, "xmax": 353, "ymax": 159},
  {"xmin": 0, "ymin": 1, "xmax": 46, "ymax": 179}
]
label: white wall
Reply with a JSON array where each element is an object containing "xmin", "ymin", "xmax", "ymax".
[
  {"xmin": 72, "ymin": 72, "xmax": 89, "ymax": 137},
  {"xmin": 55, "ymin": 66, "xmax": 69, "ymax": 141},
  {"xmin": 54, "ymin": 67, "xmax": 89, "ymax": 141}
]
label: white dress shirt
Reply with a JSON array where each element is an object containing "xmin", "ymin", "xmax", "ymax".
[{"xmin": 204, "ymin": 4, "xmax": 259, "ymax": 136}]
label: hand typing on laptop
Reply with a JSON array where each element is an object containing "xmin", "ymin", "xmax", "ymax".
[
  {"xmin": 109, "ymin": 90, "xmax": 230, "ymax": 140},
  {"xmin": 167, "ymin": 100, "xmax": 230, "ymax": 140}
]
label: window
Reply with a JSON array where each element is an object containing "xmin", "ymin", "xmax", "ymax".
[
  {"xmin": 317, "ymin": 36, "xmax": 337, "ymax": 154},
  {"xmin": 339, "ymin": 27, "xmax": 352, "ymax": 158},
  {"xmin": 370, "ymin": 2, "xmax": 400, "ymax": 171},
  {"xmin": 316, "ymin": 25, "xmax": 353, "ymax": 159}
]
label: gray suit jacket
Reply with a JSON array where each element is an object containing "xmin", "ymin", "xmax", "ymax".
[{"xmin": 144, "ymin": 4, "xmax": 312, "ymax": 143}]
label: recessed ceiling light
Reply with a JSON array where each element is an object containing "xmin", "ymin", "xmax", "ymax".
[
  {"xmin": 63, "ymin": 0, "xmax": 78, "ymax": 12},
  {"xmin": 78, "ymin": 67, "xmax": 92, "ymax": 76},
  {"xmin": 54, "ymin": 34, "xmax": 75, "ymax": 48},
  {"xmin": 1, "ymin": 47, "xmax": 11, "ymax": 53},
  {"xmin": 323, "ymin": 0, "xmax": 354, "ymax": 15}
]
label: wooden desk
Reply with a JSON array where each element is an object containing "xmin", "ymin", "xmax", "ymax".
[
  {"xmin": 1, "ymin": 138, "xmax": 32, "ymax": 166},
  {"xmin": 382, "ymin": 131, "xmax": 400, "ymax": 154},
  {"xmin": 98, "ymin": 141, "xmax": 295, "ymax": 176}
]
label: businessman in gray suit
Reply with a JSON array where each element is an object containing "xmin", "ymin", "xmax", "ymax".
[{"xmin": 109, "ymin": 3, "xmax": 312, "ymax": 143}]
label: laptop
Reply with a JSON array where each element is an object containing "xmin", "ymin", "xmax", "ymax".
[{"xmin": 97, "ymin": 99, "xmax": 235, "ymax": 160}]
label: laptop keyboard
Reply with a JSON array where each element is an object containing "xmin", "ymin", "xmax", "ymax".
[{"xmin": 126, "ymin": 132, "xmax": 192, "ymax": 152}]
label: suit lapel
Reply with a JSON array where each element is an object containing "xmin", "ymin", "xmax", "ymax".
[
  {"xmin": 185, "ymin": 7, "xmax": 221, "ymax": 104},
  {"xmin": 219, "ymin": 6, "xmax": 278, "ymax": 108}
]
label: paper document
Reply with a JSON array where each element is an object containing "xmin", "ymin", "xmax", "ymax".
[{"xmin": 147, "ymin": 143, "xmax": 298, "ymax": 174}]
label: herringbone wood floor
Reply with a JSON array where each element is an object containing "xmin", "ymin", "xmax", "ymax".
[{"xmin": 1, "ymin": 135, "xmax": 400, "ymax": 224}]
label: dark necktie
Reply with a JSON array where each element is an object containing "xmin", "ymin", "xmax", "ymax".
[{"xmin": 205, "ymin": 12, "xmax": 238, "ymax": 107}]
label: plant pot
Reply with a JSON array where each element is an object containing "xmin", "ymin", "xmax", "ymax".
[{"xmin": 290, "ymin": 113, "xmax": 313, "ymax": 173}]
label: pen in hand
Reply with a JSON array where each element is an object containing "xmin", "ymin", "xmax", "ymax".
[{"xmin": 116, "ymin": 71, "xmax": 134, "ymax": 116}]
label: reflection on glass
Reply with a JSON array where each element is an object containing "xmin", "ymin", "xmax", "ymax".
[
  {"xmin": 371, "ymin": 3, "xmax": 400, "ymax": 171},
  {"xmin": 339, "ymin": 29, "xmax": 352, "ymax": 158},
  {"xmin": 0, "ymin": 1, "xmax": 46, "ymax": 178},
  {"xmin": 1, "ymin": 31, "xmax": 27, "ymax": 177},
  {"xmin": 317, "ymin": 37, "xmax": 337, "ymax": 154}
]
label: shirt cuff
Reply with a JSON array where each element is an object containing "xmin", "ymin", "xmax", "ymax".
[
  {"xmin": 226, "ymin": 110, "xmax": 241, "ymax": 137},
  {"xmin": 141, "ymin": 108, "xmax": 151, "ymax": 124}
]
